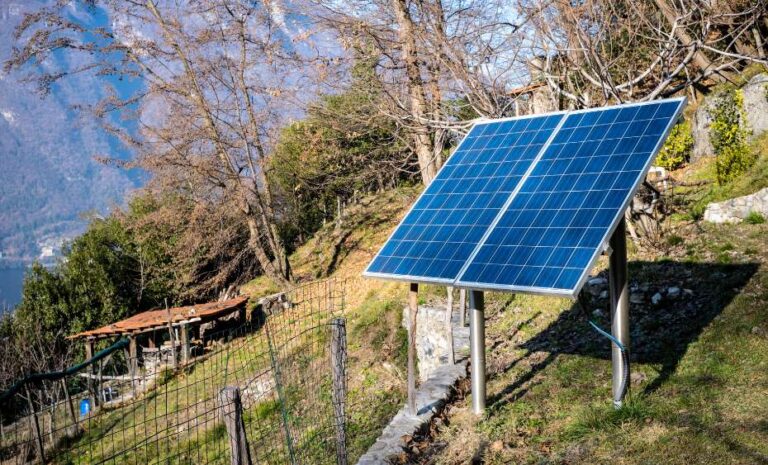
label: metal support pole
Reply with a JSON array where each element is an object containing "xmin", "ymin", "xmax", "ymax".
[
  {"xmin": 407, "ymin": 283, "xmax": 419, "ymax": 415},
  {"xmin": 469, "ymin": 290, "xmax": 486, "ymax": 415},
  {"xmin": 609, "ymin": 218, "xmax": 630, "ymax": 408}
]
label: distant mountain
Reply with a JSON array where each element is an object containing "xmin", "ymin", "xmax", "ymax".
[{"xmin": 0, "ymin": 1, "xmax": 142, "ymax": 263}]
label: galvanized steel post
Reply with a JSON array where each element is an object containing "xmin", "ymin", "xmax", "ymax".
[
  {"xmin": 609, "ymin": 218, "xmax": 630, "ymax": 408},
  {"xmin": 469, "ymin": 290, "xmax": 486, "ymax": 415}
]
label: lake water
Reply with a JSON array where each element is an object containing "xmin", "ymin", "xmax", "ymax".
[{"xmin": 0, "ymin": 267, "xmax": 25, "ymax": 313}]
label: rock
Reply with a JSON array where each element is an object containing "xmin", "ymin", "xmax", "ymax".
[
  {"xmin": 704, "ymin": 187, "xmax": 768, "ymax": 223},
  {"xmin": 692, "ymin": 73, "xmax": 768, "ymax": 162},
  {"xmin": 402, "ymin": 305, "xmax": 460, "ymax": 382},
  {"xmin": 630, "ymin": 292, "xmax": 645, "ymax": 304},
  {"xmin": 592, "ymin": 309, "xmax": 604, "ymax": 318},
  {"xmin": 242, "ymin": 377, "xmax": 276, "ymax": 403},
  {"xmin": 667, "ymin": 287, "xmax": 681, "ymax": 298},
  {"xmin": 651, "ymin": 292, "xmax": 663, "ymax": 305},
  {"xmin": 743, "ymin": 73, "xmax": 768, "ymax": 140},
  {"xmin": 587, "ymin": 276, "xmax": 608, "ymax": 296},
  {"xmin": 599, "ymin": 290, "xmax": 609, "ymax": 300},
  {"xmin": 588, "ymin": 276, "xmax": 608, "ymax": 286},
  {"xmin": 692, "ymin": 97, "xmax": 716, "ymax": 162},
  {"xmin": 684, "ymin": 289, "xmax": 694, "ymax": 296}
]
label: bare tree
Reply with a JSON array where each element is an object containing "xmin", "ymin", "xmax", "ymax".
[
  {"xmin": 5, "ymin": 1, "xmax": 333, "ymax": 286},
  {"xmin": 313, "ymin": 0, "xmax": 528, "ymax": 185},
  {"xmin": 522, "ymin": 0, "xmax": 768, "ymax": 106}
]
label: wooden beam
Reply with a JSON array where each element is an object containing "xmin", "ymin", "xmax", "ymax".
[
  {"xmin": 128, "ymin": 335, "xmax": 138, "ymax": 394},
  {"xmin": 408, "ymin": 283, "xmax": 418, "ymax": 415},
  {"xmin": 446, "ymin": 287, "xmax": 455, "ymax": 364},
  {"xmin": 219, "ymin": 387, "xmax": 253, "ymax": 465},
  {"xmin": 84, "ymin": 339, "xmax": 97, "ymax": 408},
  {"xmin": 61, "ymin": 379, "xmax": 80, "ymax": 437},
  {"xmin": 165, "ymin": 301, "xmax": 178, "ymax": 369},
  {"xmin": 180, "ymin": 324, "xmax": 190, "ymax": 365},
  {"xmin": 24, "ymin": 386, "xmax": 45, "ymax": 464},
  {"xmin": 330, "ymin": 318, "xmax": 348, "ymax": 465}
]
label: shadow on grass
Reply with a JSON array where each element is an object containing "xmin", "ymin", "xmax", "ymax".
[{"xmin": 488, "ymin": 260, "xmax": 759, "ymax": 408}]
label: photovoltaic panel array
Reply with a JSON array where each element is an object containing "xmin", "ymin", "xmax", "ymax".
[
  {"xmin": 364, "ymin": 98, "xmax": 686, "ymax": 297},
  {"xmin": 364, "ymin": 113, "xmax": 565, "ymax": 284},
  {"xmin": 456, "ymin": 99, "xmax": 684, "ymax": 295}
]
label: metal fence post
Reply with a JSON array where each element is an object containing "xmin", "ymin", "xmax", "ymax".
[
  {"xmin": 265, "ymin": 323, "xmax": 298, "ymax": 465},
  {"xmin": 24, "ymin": 386, "xmax": 45, "ymax": 464},
  {"xmin": 219, "ymin": 387, "xmax": 253, "ymax": 465},
  {"xmin": 61, "ymin": 379, "xmax": 80, "ymax": 437},
  {"xmin": 330, "ymin": 318, "xmax": 348, "ymax": 465}
]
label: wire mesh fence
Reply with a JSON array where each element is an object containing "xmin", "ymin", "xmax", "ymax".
[{"xmin": 0, "ymin": 279, "xmax": 352, "ymax": 465}]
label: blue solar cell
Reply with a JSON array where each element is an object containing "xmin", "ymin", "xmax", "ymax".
[
  {"xmin": 364, "ymin": 113, "xmax": 565, "ymax": 283},
  {"xmin": 456, "ymin": 99, "xmax": 685, "ymax": 295}
]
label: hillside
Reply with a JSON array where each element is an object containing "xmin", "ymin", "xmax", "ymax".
[
  {"xmin": 244, "ymin": 133, "xmax": 768, "ymax": 463},
  {"xmin": 3, "ymin": 117, "xmax": 766, "ymax": 465}
]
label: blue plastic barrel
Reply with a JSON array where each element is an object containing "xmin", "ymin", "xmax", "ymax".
[{"xmin": 79, "ymin": 398, "xmax": 91, "ymax": 417}]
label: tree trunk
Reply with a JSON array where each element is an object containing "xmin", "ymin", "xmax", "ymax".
[
  {"xmin": 392, "ymin": 0, "xmax": 438, "ymax": 185},
  {"xmin": 246, "ymin": 217, "xmax": 289, "ymax": 287},
  {"xmin": 147, "ymin": 1, "xmax": 291, "ymax": 286}
]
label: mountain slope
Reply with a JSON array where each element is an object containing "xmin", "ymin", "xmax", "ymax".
[{"xmin": 0, "ymin": 1, "xmax": 140, "ymax": 262}]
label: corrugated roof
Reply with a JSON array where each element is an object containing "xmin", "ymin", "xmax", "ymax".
[{"xmin": 69, "ymin": 296, "xmax": 249, "ymax": 340}]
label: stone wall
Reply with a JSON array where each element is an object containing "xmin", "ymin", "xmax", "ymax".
[
  {"xmin": 401, "ymin": 305, "xmax": 453, "ymax": 382},
  {"xmin": 703, "ymin": 187, "xmax": 768, "ymax": 223},
  {"xmin": 357, "ymin": 307, "xmax": 469, "ymax": 465}
]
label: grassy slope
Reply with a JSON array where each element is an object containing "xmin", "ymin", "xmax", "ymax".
[
  {"xmin": 398, "ymin": 136, "xmax": 768, "ymax": 464},
  {"xmin": 40, "ymin": 186, "xmax": 432, "ymax": 465},
  {"xmin": 243, "ymin": 185, "xmax": 439, "ymax": 458},
  {"xmin": 240, "ymin": 134, "xmax": 768, "ymax": 464}
]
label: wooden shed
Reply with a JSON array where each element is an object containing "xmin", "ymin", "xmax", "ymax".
[{"xmin": 69, "ymin": 296, "xmax": 250, "ymax": 375}]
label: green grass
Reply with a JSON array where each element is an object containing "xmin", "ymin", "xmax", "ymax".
[
  {"xmin": 745, "ymin": 211, "xmax": 766, "ymax": 224},
  {"xmin": 412, "ymin": 221, "xmax": 768, "ymax": 464}
]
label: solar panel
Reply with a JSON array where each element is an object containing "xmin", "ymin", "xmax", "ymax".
[
  {"xmin": 364, "ymin": 97, "xmax": 685, "ymax": 297},
  {"xmin": 364, "ymin": 113, "xmax": 566, "ymax": 284},
  {"xmin": 456, "ymin": 99, "xmax": 685, "ymax": 296}
]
